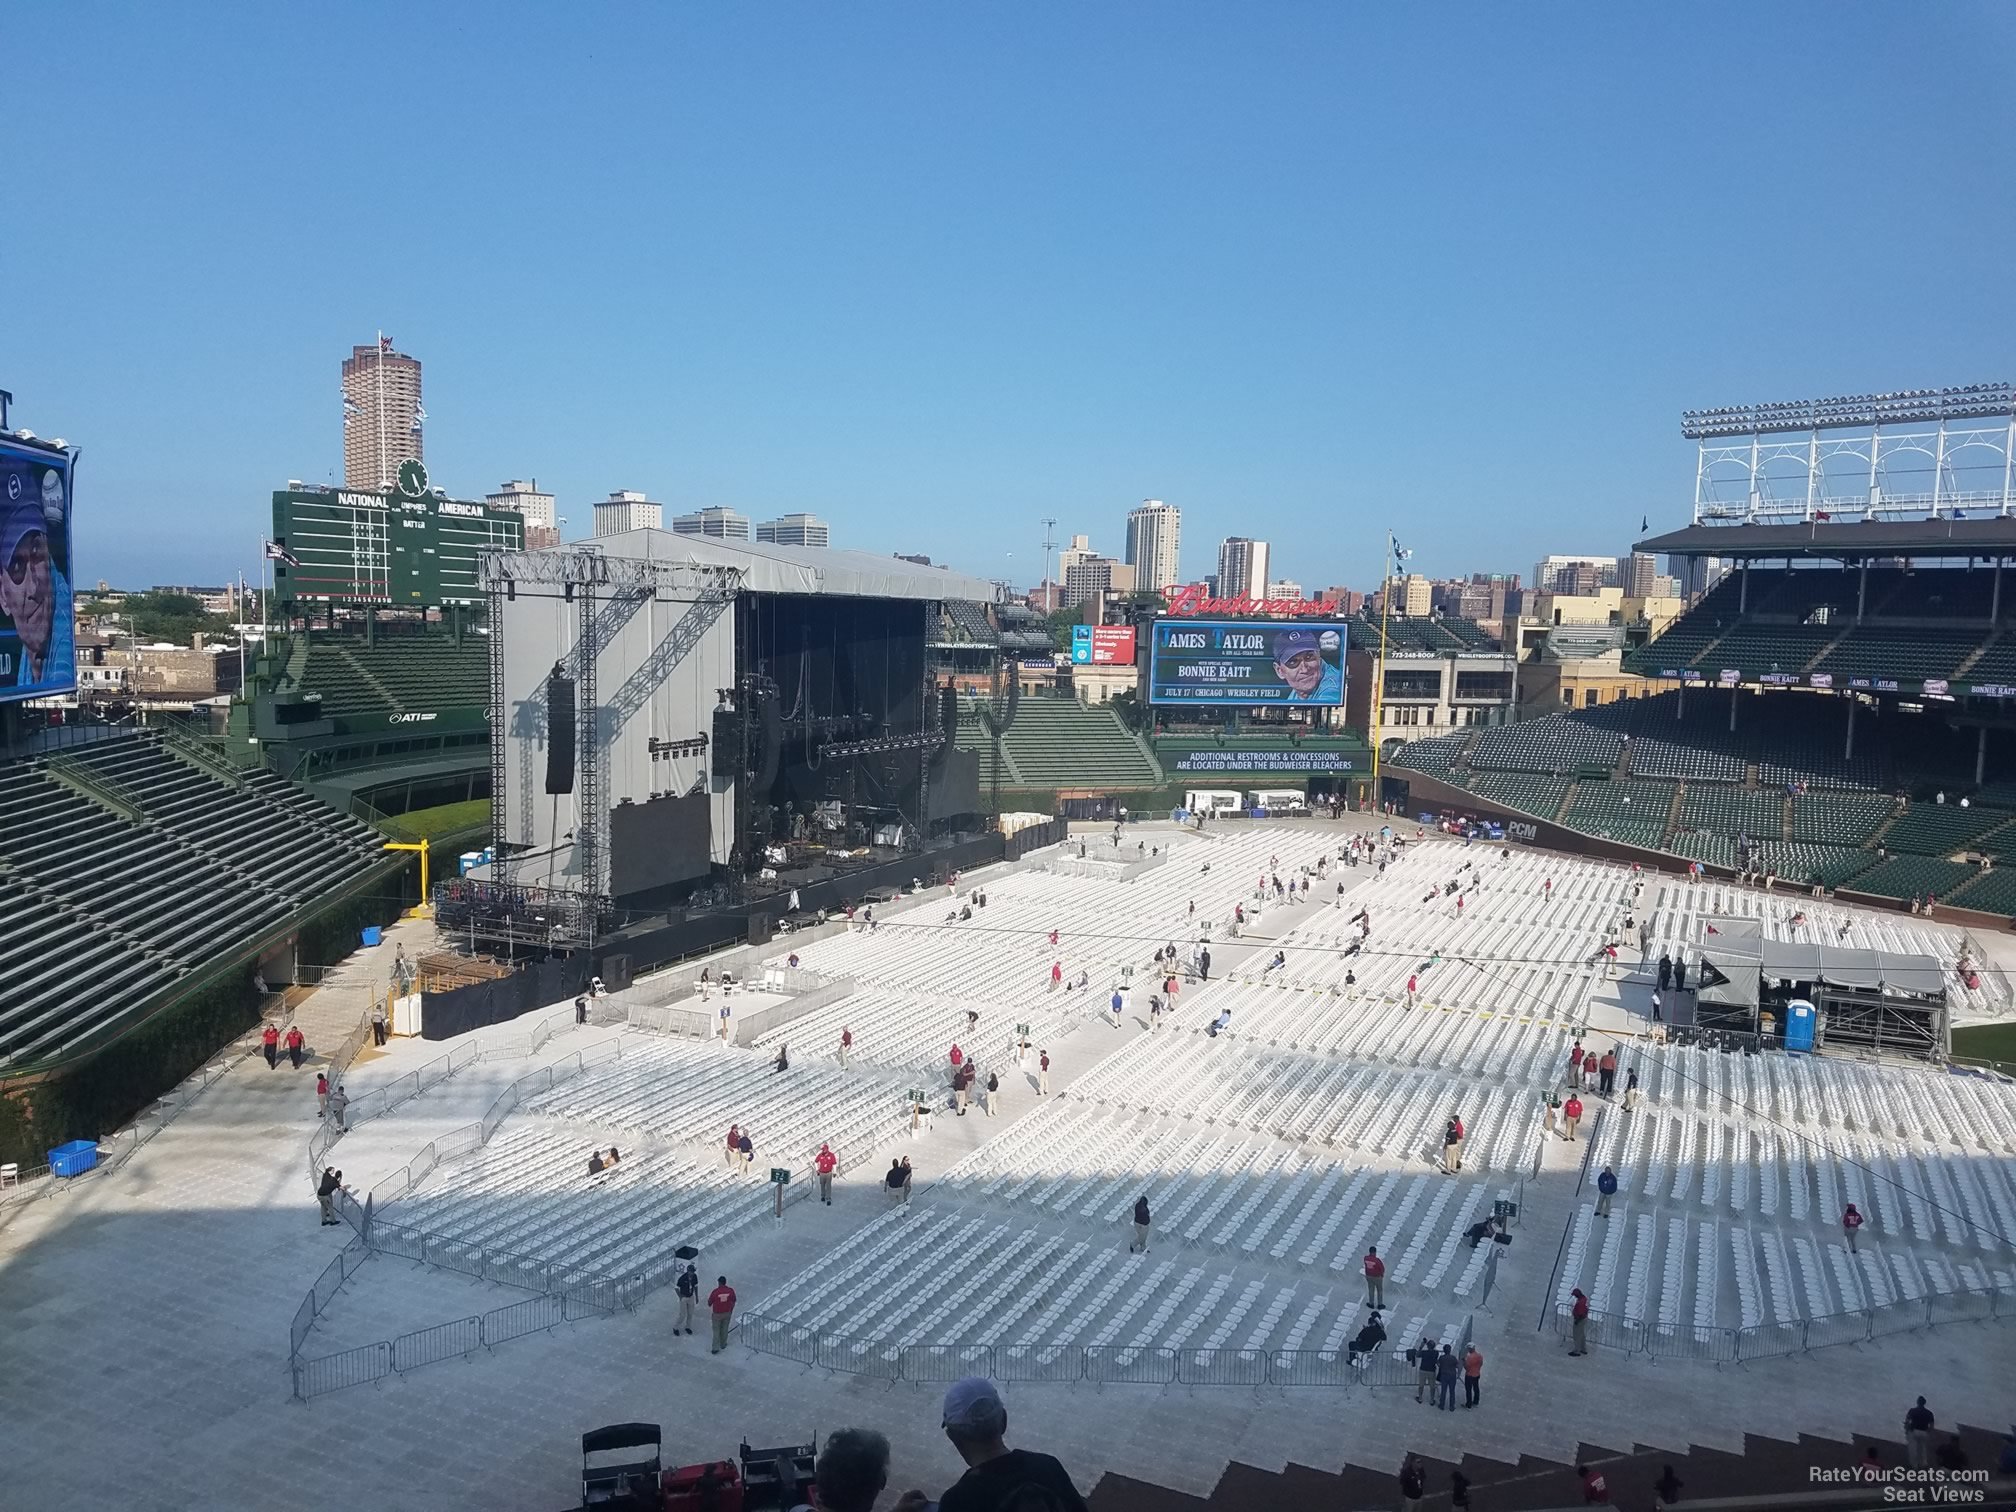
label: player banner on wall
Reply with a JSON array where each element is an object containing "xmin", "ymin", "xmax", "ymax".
[
  {"xmin": 0, "ymin": 437, "xmax": 77, "ymax": 704},
  {"xmin": 1148, "ymin": 619, "xmax": 1345, "ymax": 706}
]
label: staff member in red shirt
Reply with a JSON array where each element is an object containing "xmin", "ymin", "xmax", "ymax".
[
  {"xmin": 283, "ymin": 1024, "xmax": 305, "ymax": 1070},
  {"xmin": 1562, "ymin": 1093, "xmax": 1584, "ymax": 1142},
  {"xmin": 261, "ymin": 1024, "xmax": 280, "ymax": 1069},
  {"xmin": 815, "ymin": 1143, "xmax": 838, "ymax": 1205},
  {"xmin": 1842, "ymin": 1203, "xmax": 1864, "ymax": 1253},
  {"xmin": 707, "ymin": 1275, "xmax": 737, "ymax": 1354},
  {"xmin": 1363, "ymin": 1246, "xmax": 1386, "ymax": 1307}
]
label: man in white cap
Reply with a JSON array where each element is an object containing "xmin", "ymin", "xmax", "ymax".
[
  {"xmin": 0, "ymin": 467, "xmax": 72, "ymax": 692},
  {"xmin": 917, "ymin": 1376, "xmax": 1088, "ymax": 1512}
]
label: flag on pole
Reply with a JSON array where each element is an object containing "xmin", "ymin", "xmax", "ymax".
[
  {"xmin": 263, "ymin": 540, "xmax": 301, "ymax": 567},
  {"xmin": 1813, "ymin": 510, "xmax": 1831, "ymax": 521},
  {"xmin": 1641, "ymin": 515, "xmax": 1649, "ymax": 532},
  {"xmin": 379, "ymin": 334, "xmax": 394, "ymax": 353}
]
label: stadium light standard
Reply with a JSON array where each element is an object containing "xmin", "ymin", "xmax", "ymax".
[{"xmin": 1366, "ymin": 531, "xmax": 1408, "ymax": 801}]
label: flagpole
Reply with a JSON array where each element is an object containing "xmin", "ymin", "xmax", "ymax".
[{"xmin": 1368, "ymin": 531, "xmax": 1395, "ymax": 804}]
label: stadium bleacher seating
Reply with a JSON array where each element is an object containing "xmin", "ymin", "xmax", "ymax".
[
  {"xmin": 1788, "ymin": 794, "xmax": 1891, "ymax": 847},
  {"xmin": 1677, "ymin": 785, "xmax": 1784, "ymax": 841},
  {"xmin": 1469, "ymin": 719, "xmax": 1621, "ymax": 774},
  {"xmin": 1950, "ymin": 866, "xmax": 2016, "ymax": 917},
  {"xmin": 1463, "ymin": 771, "xmax": 1570, "ymax": 817},
  {"xmin": 1840, "ymin": 855, "xmax": 1979, "ymax": 904},
  {"xmin": 1750, "ymin": 841, "xmax": 1877, "ymax": 891},
  {"xmin": 0, "ymin": 731, "xmax": 388, "ymax": 1065},
  {"xmin": 1564, "ymin": 781, "xmax": 1678, "ymax": 839},
  {"xmin": 1879, "ymin": 803, "xmax": 2010, "ymax": 857},
  {"xmin": 955, "ymin": 696, "xmax": 1160, "ymax": 791},
  {"xmin": 286, "ymin": 632, "xmax": 488, "ymax": 720},
  {"xmin": 1812, "ymin": 628, "xmax": 1985, "ymax": 685}
]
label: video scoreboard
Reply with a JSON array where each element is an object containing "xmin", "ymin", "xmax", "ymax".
[{"xmin": 272, "ymin": 471, "xmax": 523, "ymax": 608}]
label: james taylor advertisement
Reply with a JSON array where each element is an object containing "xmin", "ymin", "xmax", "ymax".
[
  {"xmin": 0, "ymin": 440, "xmax": 75, "ymax": 703},
  {"xmin": 1148, "ymin": 619, "xmax": 1345, "ymax": 705}
]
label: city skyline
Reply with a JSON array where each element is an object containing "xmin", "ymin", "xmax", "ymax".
[{"xmin": 17, "ymin": 5, "xmax": 2016, "ymax": 589}]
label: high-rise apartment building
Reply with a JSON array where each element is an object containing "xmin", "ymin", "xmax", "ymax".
[
  {"xmin": 1393, "ymin": 573, "xmax": 1432, "ymax": 616},
  {"xmin": 1617, "ymin": 552, "xmax": 1657, "ymax": 598},
  {"xmin": 487, "ymin": 478, "xmax": 560, "ymax": 548},
  {"xmin": 1062, "ymin": 556, "xmax": 1135, "ymax": 608},
  {"xmin": 1533, "ymin": 554, "xmax": 1619, "ymax": 593},
  {"xmin": 341, "ymin": 338, "xmax": 423, "ymax": 490},
  {"xmin": 670, "ymin": 506, "xmax": 751, "ymax": 540},
  {"xmin": 1215, "ymin": 537, "xmax": 1270, "ymax": 601},
  {"xmin": 594, "ymin": 490, "xmax": 664, "ymax": 536},
  {"xmin": 1124, "ymin": 499, "xmax": 1181, "ymax": 595},
  {"xmin": 755, "ymin": 513, "xmax": 830, "ymax": 547}
]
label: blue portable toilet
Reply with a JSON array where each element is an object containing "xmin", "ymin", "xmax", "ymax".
[{"xmin": 1783, "ymin": 998, "xmax": 1817, "ymax": 1054}]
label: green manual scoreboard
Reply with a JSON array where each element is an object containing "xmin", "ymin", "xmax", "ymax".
[{"xmin": 272, "ymin": 462, "xmax": 524, "ymax": 608}]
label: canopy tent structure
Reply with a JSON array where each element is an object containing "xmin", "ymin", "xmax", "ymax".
[{"xmin": 1693, "ymin": 917, "xmax": 1947, "ymax": 1061}]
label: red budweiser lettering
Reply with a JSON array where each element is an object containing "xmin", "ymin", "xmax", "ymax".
[{"xmin": 1163, "ymin": 583, "xmax": 1336, "ymax": 618}]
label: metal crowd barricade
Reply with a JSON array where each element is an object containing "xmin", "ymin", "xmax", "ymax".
[
  {"xmin": 481, "ymin": 1293, "xmax": 566, "ymax": 1347},
  {"xmin": 1177, "ymin": 1348, "xmax": 1268, "ymax": 1386},
  {"xmin": 1796, "ymin": 1310, "xmax": 1869, "ymax": 1353},
  {"xmin": 392, "ymin": 1316, "xmax": 482, "ymax": 1372},
  {"xmin": 900, "ymin": 1343, "xmax": 993, "ymax": 1382},
  {"xmin": 1083, "ymin": 1345, "xmax": 1178, "ymax": 1385},
  {"xmin": 293, "ymin": 1340, "xmax": 392, "ymax": 1399},
  {"xmin": 815, "ymin": 1332, "xmax": 903, "ymax": 1380},
  {"xmin": 1269, "ymin": 1349, "xmax": 1355, "ymax": 1388},
  {"xmin": 994, "ymin": 1344, "xmax": 1088, "ymax": 1383}
]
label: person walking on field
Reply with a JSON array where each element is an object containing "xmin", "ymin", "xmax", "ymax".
[
  {"xmin": 1397, "ymin": 1453, "xmax": 1427, "ymax": 1512},
  {"xmin": 1598, "ymin": 1049, "xmax": 1617, "ymax": 1097},
  {"xmin": 1406, "ymin": 973, "xmax": 1419, "ymax": 1009},
  {"xmin": 1562, "ymin": 1092, "xmax": 1583, "ymax": 1142},
  {"xmin": 1463, "ymin": 1343, "xmax": 1483, "ymax": 1407},
  {"xmin": 327, "ymin": 1083, "xmax": 349, "ymax": 1132},
  {"xmin": 1843, "ymin": 1203, "xmax": 1864, "ymax": 1252},
  {"xmin": 1624, "ymin": 1066, "xmax": 1640, "ymax": 1109},
  {"xmin": 726, "ymin": 1123, "xmax": 741, "ymax": 1171},
  {"xmin": 284, "ymin": 1024, "xmax": 305, "ymax": 1069},
  {"xmin": 1596, "ymin": 1165, "xmax": 1618, "ymax": 1217},
  {"xmin": 1364, "ymin": 1246, "xmax": 1386, "ymax": 1308},
  {"xmin": 262, "ymin": 1024, "xmax": 279, "ymax": 1069},
  {"xmin": 839, "ymin": 1026, "xmax": 852, "ymax": 1069},
  {"xmin": 1568, "ymin": 1287, "xmax": 1590, "ymax": 1355},
  {"xmin": 674, "ymin": 1263, "xmax": 698, "ymax": 1335},
  {"xmin": 984, "ymin": 1072, "xmax": 999, "ymax": 1118},
  {"xmin": 1038, "ymin": 1050, "xmax": 1050, "ymax": 1096},
  {"xmin": 1414, "ymin": 1335, "xmax": 1440, "ymax": 1403},
  {"xmin": 1567, "ymin": 1039, "xmax": 1584, "ymax": 1089},
  {"xmin": 1130, "ymin": 1194, "xmax": 1152, "ymax": 1252},
  {"xmin": 737, "ymin": 1128, "xmax": 754, "ymax": 1176},
  {"xmin": 706, "ymin": 1275, "xmax": 737, "ymax": 1354},
  {"xmin": 815, "ymin": 1142, "xmax": 838, "ymax": 1204},
  {"xmin": 315, "ymin": 1072, "xmax": 330, "ymax": 1118},
  {"xmin": 1442, "ymin": 1116, "xmax": 1462, "ymax": 1174},
  {"xmin": 371, "ymin": 1002, "xmax": 388, "ymax": 1047}
]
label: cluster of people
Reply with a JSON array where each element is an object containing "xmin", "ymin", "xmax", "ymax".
[
  {"xmin": 723, "ymin": 1122, "xmax": 757, "ymax": 1175},
  {"xmin": 586, "ymin": 1146, "xmax": 622, "ymax": 1175},
  {"xmin": 882, "ymin": 1156, "xmax": 915, "ymax": 1207},
  {"xmin": 261, "ymin": 1022, "xmax": 306, "ymax": 1070}
]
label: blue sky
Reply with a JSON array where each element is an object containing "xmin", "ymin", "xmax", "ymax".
[{"xmin": 13, "ymin": 2, "xmax": 2016, "ymax": 592}]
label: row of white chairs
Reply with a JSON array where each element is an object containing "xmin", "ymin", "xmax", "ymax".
[{"xmin": 526, "ymin": 1037, "xmax": 905, "ymax": 1169}]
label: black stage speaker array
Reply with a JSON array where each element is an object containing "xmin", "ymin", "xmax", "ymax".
[
  {"xmin": 597, "ymin": 953, "xmax": 633, "ymax": 993},
  {"xmin": 747, "ymin": 913, "xmax": 773, "ymax": 946},
  {"xmin": 546, "ymin": 667, "xmax": 577, "ymax": 795}
]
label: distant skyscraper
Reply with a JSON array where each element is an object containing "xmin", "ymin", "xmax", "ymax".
[
  {"xmin": 487, "ymin": 478, "xmax": 559, "ymax": 548},
  {"xmin": 594, "ymin": 490, "xmax": 664, "ymax": 536},
  {"xmin": 1618, "ymin": 552, "xmax": 1657, "ymax": 597},
  {"xmin": 755, "ymin": 512, "xmax": 830, "ymax": 547},
  {"xmin": 486, "ymin": 479, "xmax": 556, "ymax": 530},
  {"xmin": 341, "ymin": 336, "xmax": 423, "ymax": 490},
  {"xmin": 1215, "ymin": 537, "xmax": 1270, "ymax": 600},
  {"xmin": 670, "ymin": 506, "xmax": 751, "ymax": 540},
  {"xmin": 1265, "ymin": 579, "xmax": 1304, "ymax": 602},
  {"xmin": 1124, "ymin": 500, "xmax": 1182, "ymax": 594},
  {"xmin": 1533, "ymin": 554, "xmax": 1618, "ymax": 593}
]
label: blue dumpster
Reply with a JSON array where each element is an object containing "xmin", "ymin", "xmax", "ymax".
[
  {"xmin": 361, "ymin": 925, "xmax": 383, "ymax": 947},
  {"xmin": 49, "ymin": 1140, "xmax": 98, "ymax": 1177}
]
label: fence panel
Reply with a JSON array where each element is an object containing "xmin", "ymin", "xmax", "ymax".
[
  {"xmin": 436, "ymin": 1124, "xmax": 484, "ymax": 1162},
  {"xmin": 1734, "ymin": 1322, "xmax": 1805, "ymax": 1361},
  {"xmin": 310, "ymin": 1253, "xmax": 348, "ymax": 1314},
  {"xmin": 289, "ymin": 1294, "xmax": 316, "ymax": 1360},
  {"xmin": 372, "ymin": 1167, "xmax": 413, "ymax": 1205},
  {"xmin": 1867, "ymin": 1301, "xmax": 1924, "ymax": 1340},
  {"xmin": 392, "ymin": 1316, "xmax": 482, "ymax": 1372},
  {"xmin": 480, "ymin": 1086, "xmax": 520, "ymax": 1145},
  {"xmin": 294, "ymin": 1341, "xmax": 392, "ymax": 1399},
  {"xmin": 408, "ymin": 1144, "xmax": 439, "ymax": 1190},
  {"xmin": 1647, "ymin": 1323, "xmax": 1733, "ymax": 1363},
  {"xmin": 483, "ymin": 1294, "xmax": 567, "ymax": 1347},
  {"xmin": 483, "ymin": 1249, "xmax": 550, "ymax": 1293},
  {"xmin": 1358, "ymin": 1348, "xmax": 1427, "ymax": 1388},
  {"xmin": 372, "ymin": 1221, "xmax": 426, "ymax": 1263},
  {"xmin": 423, "ymin": 1234, "xmax": 486, "ymax": 1280},
  {"xmin": 1927, "ymin": 1287, "xmax": 1996, "ymax": 1327},
  {"xmin": 993, "ymin": 1343, "xmax": 1083, "ymax": 1383},
  {"xmin": 1269, "ymin": 1350, "xmax": 1356, "ymax": 1388},
  {"xmin": 1178, "ymin": 1348, "xmax": 1268, "ymax": 1387},
  {"xmin": 416, "ymin": 1055, "xmax": 455, "ymax": 1092},
  {"xmin": 1083, "ymin": 1346, "xmax": 1176, "ymax": 1385},
  {"xmin": 739, "ymin": 1315, "xmax": 817, "ymax": 1364},
  {"xmin": 901, "ymin": 1344, "xmax": 994, "ymax": 1382},
  {"xmin": 565, "ymin": 1279, "xmax": 619, "ymax": 1319},
  {"xmin": 813, "ymin": 1333, "xmax": 902, "ymax": 1379},
  {"xmin": 1800, "ymin": 1310, "xmax": 1872, "ymax": 1352},
  {"xmin": 581, "ymin": 1037, "xmax": 623, "ymax": 1068}
]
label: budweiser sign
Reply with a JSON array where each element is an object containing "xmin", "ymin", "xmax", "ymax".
[{"xmin": 1163, "ymin": 583, "xmax": 1338, "ymax": 618}]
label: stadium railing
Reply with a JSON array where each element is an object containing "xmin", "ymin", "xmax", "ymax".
[
  {"xmin": 1548, "ymin": 1292, "xmax": 2009, "ymax": 1365},
  {"xmin": 289, "ymin": 1285, "xmax": 594, "ymax": 1400},
  {"xmin": 734, "ymin": 1320, "xmax": 1459, "ymax": 1389}
]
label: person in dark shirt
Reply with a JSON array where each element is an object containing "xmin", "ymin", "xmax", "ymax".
[{"xmin": 908, "ymin": 1376, "xmax": 1088, "ymax": 1512}]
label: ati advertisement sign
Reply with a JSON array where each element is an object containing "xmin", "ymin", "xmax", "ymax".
[
  {"xmin": 1148, "ymin": 619, "xmax": 1346, "ymax": 706},
  {"xmin": 1069, "ymin": 625, "xmax": 1136, "ymax": 665},
  {"xmin": 1168, "ymin": 747, "xmax": 1357, "ymax": 774}
]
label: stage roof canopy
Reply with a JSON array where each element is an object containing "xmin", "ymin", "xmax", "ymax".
[
  {"xmin": 1694, "ymin": 918, "xmax": 1947, "ymax": 1007},
  {"xmin": 579, "ymin": 528, "xmax": 1003, "ymax": 603},
  {"xmin": 1634, "ymin": 517, "xmax": 2016, "ymax": 561}
]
